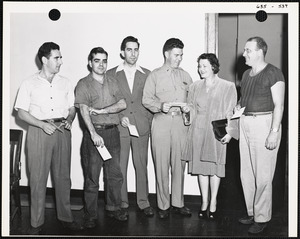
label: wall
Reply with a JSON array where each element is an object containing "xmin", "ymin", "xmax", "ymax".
[
  {"xmin": 7, "ymin": 2, "xmax": 206, "ymax": 195},
  {"xmin": 218, "ymin": 14, "xmax": 285, "ymax": 84}
]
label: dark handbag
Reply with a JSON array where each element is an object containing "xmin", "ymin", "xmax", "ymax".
[{"xmin": 211, "ymin": 119, "xmax": 228, "ymax": 141}]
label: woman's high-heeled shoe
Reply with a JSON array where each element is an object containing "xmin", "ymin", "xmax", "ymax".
[
  {"xmin": 198, "ymin": 209, "xmax": 208, "ymax": 219},
  {"xmin": 208, "ymin": 210, "xmax": 217, "ymax": 220}
]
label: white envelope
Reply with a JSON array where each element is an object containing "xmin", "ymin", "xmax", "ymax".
[
  {"xmin": 128, "ymin": 124, "xmax": 139, "ymax": 137},
  {"xmin": 231, "ymin": 107, "xmax": 245, "ymax": 119},
  {"xmin": 96, "ymin": 145, "xmax": 112, "ymax": 161}
]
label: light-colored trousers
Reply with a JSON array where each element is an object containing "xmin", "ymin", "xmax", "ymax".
[
  {"xmin": 239, "ymin": 114, "xmax": 281, "ymax": 223},
  {"xmin": 151, "ymin": 113, "xmax": 188, "ymax": 210},
  {"xmin": 27, "ymin": 125, "xmax": 73, "ymax": 227},
  {"xmin": 120, "ymin": 134, "xmax": 151, "ymax": 210}
]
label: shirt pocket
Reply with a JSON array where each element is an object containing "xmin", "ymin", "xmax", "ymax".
[
  {"xmin": 53, "ymin": 89, "xmax": 69, "ymax": 107},
  {"xmin": 155, "ymin": 83, "xmax": 173, "ymax": 99},
  {"xmin": 90, "ymin": 94, "xmax": 100, "ymax": 107}
]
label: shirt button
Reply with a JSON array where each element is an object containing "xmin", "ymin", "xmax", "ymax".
[
  {"xmin": 131, "ymin": 101, "xmax": 134, "ymax": 104},
  {"xmin": 50, "ymin": 97, "xmax": 53, "ymax": 99},
  {"xmin": 51, "ymin": 109, "xmax": 53, "ymax": 111},
  {"xmin": 130, "ymin": 112, "xmax": 133, "ymax": 114}
]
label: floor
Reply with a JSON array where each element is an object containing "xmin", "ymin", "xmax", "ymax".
[
  {"xmin": 9, "ymin": 141, "xmax": 288, "ymax": 237},
  {"xmin": 10, "ymin": 183, "xmax": 288, "ymax": 237}
]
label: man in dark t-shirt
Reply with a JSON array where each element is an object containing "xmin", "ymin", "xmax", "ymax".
[
  {"xmin": 75, "ymin": 47, "xmax": 128, "ymax": 229},
  {"xmin": 236, "ymin": 37, "xmax": 285, "ymax": 234}
]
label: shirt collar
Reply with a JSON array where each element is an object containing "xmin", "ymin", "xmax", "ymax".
[
  {"xmin": 88, "ymin": 73, "xmax": 107, "ymax": 85},
  {"xmin": 162, "ymin": 63, "xmax": 183, "ymax": 74},
  {"xmin": 116, "ymin": 62, "xmax": 145, "ymax": 74}
]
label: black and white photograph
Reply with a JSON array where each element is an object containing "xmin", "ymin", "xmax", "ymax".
[{"xmin": 2, "ymin": 1, "xmax": 299, "ymax": 237}]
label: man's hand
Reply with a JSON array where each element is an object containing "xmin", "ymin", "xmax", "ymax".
[
  {"xmin": 41, "ymin": 122, "xmax": 57, "ymax": 135},
  {"xmin": 161, "ymin": 103, "xmax": 172, "ymax": 113},
  {"xmin": 121, "ymin": 117, "xmax": 130, "ymax": 128},
  {"xmin": 62, "ymin": 120, "xmax": 72, "ymax": 130},
  {"xmin": 91, "ymin": 132, "xmax": 104, "ymax": 147},
  {"xmin": 89, "ymin": 107, "xmax": 108, "ymax": 115},
  {"xmin": 234, "ymin": 104, "xmax": 241, "ymax": 113},
  {"xmin": 181, "ymin": 105, "xmax": 190, "ymax": 113},
  {"xmin": 265, "ymin": 132, "xmax": 279, "ymax": 150}
]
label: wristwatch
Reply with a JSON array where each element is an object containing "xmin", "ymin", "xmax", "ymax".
[{"xmin": 270, "ymin": 128, "xmax": 279, "ymax": 133}]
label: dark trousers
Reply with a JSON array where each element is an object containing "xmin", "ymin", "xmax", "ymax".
[{"xmin": 82, "ymin": 126, "xmax": 123, "ymax": 219}]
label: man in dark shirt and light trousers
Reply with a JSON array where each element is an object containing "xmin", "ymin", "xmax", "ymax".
[
  {"xmin": 75, "ymin": 47, "xmax": 127, "ymax": 229},
  {"xmin": 237, "ymin": 36, "xmax": 285, "ymax": 234}
]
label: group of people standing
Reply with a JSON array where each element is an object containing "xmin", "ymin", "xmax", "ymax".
[{"xmin": 14, "ymin": 35, "xmax": 285, "ymax": 235}]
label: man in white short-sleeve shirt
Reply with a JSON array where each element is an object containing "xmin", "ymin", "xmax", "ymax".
[{"xmin": 14, "ymin": 42, "xmax": 83, "ymax": 235}]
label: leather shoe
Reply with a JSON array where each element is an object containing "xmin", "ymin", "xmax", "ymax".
[
  {"xmin": 84, "ymin": 218, "xmax": 97, "ymax": 229},
  {"xmin": 158, "ymin": 209, "xmax": 169, "ymax": 219},
  {"xmin": 248, "ymin": 222, "xmax": 268, "ymax": 234},
  {"xmin": 238, "ymin": 215, "xmax": 254, "ymax": 225},
  {"xmin": 142, "ymin": 206, "xmax": 154, "ymax": 217},
  {"xmin": 60, "ymin": 220, "xmax": 85, "ymax": 231},
  {"xmin": 106, "ymin": 209, "xmax": 128, "ymax": 221},
  {"xmin": 27, "ymin": 225, "xmax": 43, "ymax": 235},
  {"xmin": 121, "ymin": 208, "xmax": 129, "ymax": 217},
  {"xmin": 172, "ymin": 206, "xmax": 192, "ymax": 216}
]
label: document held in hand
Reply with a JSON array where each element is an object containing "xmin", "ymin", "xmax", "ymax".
[
  {"xmin": 231, "ymin": 107, "xmax": 245, "ymax": 119},
  {"xmin": 128, "ymin": 124, "xmax": 139, "ymax": 137},
  {"xmin": 96, "ymin": 145, "xmax": 112, "ymax": 161}
]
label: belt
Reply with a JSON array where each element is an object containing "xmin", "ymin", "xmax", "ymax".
[
  {"xmin": 166, "ymin": 111, "xmax": 182, "ymax": 116},
  {"xmin": 42, "ymin": 117, "xmax": 65, "ymax": 123},
  {"xmin": 244, "ymin": 111, "xmax": 273, "ymax": 116},
  {"xmin": 94, "ymin": 124, "xmax": 117, "ymax": 130}
]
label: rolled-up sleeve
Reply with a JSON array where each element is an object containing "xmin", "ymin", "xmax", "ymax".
[{"xmin": 74, "ymin": 80, "xmax": 90, "ymax": 108}]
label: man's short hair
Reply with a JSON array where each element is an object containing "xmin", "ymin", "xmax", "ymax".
[
  {"xmin": 88, "ymin": 47, "xmax": 108, "ymax": 62},
  {"xmin": 120, "ymin": 36, "xmax": 140, "ymax": 60},
  {"xmin": 37, "ymin": 42, "xmax": 60, "ymax": 64},
  {"xmin": 197, "ymin": 53, "xmax": 220, "ymax": 74},
  {"xmin": 162, "ymin": 38, "xmax": 184, "ymax": 58},
  {"xmin": 247, "ymin": 36, "xmax": 268, "ymax": 57}
]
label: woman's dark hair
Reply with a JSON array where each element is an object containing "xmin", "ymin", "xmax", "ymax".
[{"xmin": 197, "ymin": 53, "xmax": 220, "ymax": 74}]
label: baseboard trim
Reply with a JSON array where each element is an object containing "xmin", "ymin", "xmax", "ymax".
[
  {"xmin": 19, "ymin": 186, "xmax": 202, "ymax": 211},
  {"xmin": 20, "ymin": 186, "xmax": 84, "ymax": 210}
]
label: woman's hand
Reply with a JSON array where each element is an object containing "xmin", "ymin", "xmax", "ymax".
[{"xmin": 220, "ymin": 134, "xmax": 232, "ymax": 144}]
